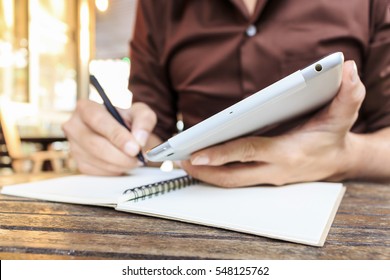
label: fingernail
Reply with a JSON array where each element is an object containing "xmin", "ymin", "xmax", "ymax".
[
  {"xmin": 191, "ymin": 155, "xmax": 209, "ymax": 165},
  {"xmin": 124, "ymin": 141, "xmax": 140, "ymax": 157},
  {"xmin": 350, "ymin": 61, "xmax": 358, "ymax": 83},
  {"xmin": 133, "ymin": 130, "xmax": 149, "ymax": 147}
]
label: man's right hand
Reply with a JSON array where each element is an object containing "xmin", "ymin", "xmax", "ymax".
[{"xmin": 62, "ymin": 100, "xmax": 157, "ymax": 175}]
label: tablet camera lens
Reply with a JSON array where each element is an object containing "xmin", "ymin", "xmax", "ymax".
[{"xmin": 315, "ymin": 64, "xmax": 323, "ymax": 72}]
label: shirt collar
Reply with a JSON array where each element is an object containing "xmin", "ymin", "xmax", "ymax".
[{"xmin": 229, "ymin": 0, "xmax": 268, "ymax": 22}]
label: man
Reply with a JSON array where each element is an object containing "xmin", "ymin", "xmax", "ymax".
[{"xmin": 63, "ymin": 0, "xmax": 390, "ymax": 187}]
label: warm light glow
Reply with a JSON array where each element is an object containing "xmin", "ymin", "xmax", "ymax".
[
  {"xmin": 2, "ymin": 0, "xmax": 14, "ymax": 28},
  {"xmin": 49, "ymin": 0, "xmax": 65, "ymax": 19},
  {"xmin": 29, "ymin": 0, "xmax": 69, "ymax": 55},
  {"xmin": 0, "ymin": 42, "xmax": 13, "ymax": 67},
  {"xmin": 0, "ymin": 97, "xmax": 37, "ymax": 117},
  {"xmin": 95, "ymin": 0, "xmax": 109, "ymax": 12},
  {"xmin": 80, "ymin": 1, "xmax": 90, "ymax": 64}
]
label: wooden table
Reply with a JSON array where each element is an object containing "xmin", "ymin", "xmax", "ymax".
[
  {"xmin": 20, "ymin": 136, "xmax": 67, "ymax": 151},
  {"xmin": 0, "ymin": 174, "xmax": 389, "ymax": 260},
  {"xmin": 19, "ymin": 135, "xmax": 68, "ymax": 171}
]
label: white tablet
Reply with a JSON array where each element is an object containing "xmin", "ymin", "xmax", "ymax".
[{"xmin": 146, "ymin": 52, "xmax": 344, "ymax": 162}]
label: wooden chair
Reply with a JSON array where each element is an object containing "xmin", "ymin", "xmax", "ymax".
[{"xmin": 0, "ymin": 102, "xmax": 69, "ymax": 173}]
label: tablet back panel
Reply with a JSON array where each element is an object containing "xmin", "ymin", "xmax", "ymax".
[{"xmin": 146, "ymin": 52, "xmax": 344, "ymax": 161}]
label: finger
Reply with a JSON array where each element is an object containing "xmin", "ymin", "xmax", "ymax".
[
  {"xmin": 327, "ymin": 60, "xmax": 366, "ymax": 124},
  {"xmin": 182, "ymin": 160, "xmax": 288, "ymax": 187},
  {"xmin": 69, "ymin": 138, "xmax": 138, "ymax": 174},
  {"xmin": 76, "ymin": 99, "xmax": 142, "ymax": 157},
  {"xmin": 123, "ymin": 102, "xmax": 157, "ymax": 147},
  {"xmin": 63, "ymin": 111, "xmax": 139, "ymax": 172},
  {"xmin": 190, "ymin": 137, "xmax": 280, "ymax": 166},
  {"xmin": 68, "ymin": 122, "xmax": 139, "ymax": 169}
]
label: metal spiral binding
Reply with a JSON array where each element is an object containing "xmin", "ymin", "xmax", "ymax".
[{"xmin": 121, "ymin": 175, "xmax": 197, "ymax": 202}]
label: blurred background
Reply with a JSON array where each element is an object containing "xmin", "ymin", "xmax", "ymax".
[{"xmin": 0, "ymin": 0, "xmax": 138, "ymax": 174}]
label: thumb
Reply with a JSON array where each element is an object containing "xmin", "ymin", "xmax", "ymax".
[
  {"xmin": 124, "ymin": 102, "xmax": 157, "ymax": 147},
  {"xmin": 327, "ymin": 60, "xmax": 366, "ymax": 125}
]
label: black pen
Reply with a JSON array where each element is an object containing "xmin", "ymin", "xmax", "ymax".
[{"xmin": 89, "ymin": 74, "xmax": 146, "ymax": 165}]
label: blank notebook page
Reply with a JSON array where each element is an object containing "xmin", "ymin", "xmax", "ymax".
[
  {"xmin": 116, "ymin": 182, "xmax": 345, "ymax": 246},
  {"xmin": 0, "ymin": 168, "xmax": 187, "ymax": 206}
]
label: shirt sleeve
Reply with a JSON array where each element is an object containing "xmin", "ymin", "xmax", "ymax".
[
  {"xmin": 358, "ymin": 0, "xmax": 390, "ymax": 132},
  {"xmin": 128, "ymin": 0, "xmax": 178, "ymax": 141}
]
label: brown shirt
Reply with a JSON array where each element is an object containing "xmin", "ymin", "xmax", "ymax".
[{"xmin": 130, "ymin": 0, "xmax": 390, "ymax": 141}]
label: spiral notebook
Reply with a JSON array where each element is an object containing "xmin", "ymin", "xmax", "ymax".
[{"xmin": 0, "ymin": 167, "xmax": 345, "ymax": 246}]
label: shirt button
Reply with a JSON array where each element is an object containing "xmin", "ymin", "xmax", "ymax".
[{"xmin": 246, "ymin": 25, "xmax": 257, "ymax": 37}]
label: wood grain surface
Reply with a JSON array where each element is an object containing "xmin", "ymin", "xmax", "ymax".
[{"xmin": 0, "ymin": 177, "xmax": 389, "ymax": 260}]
